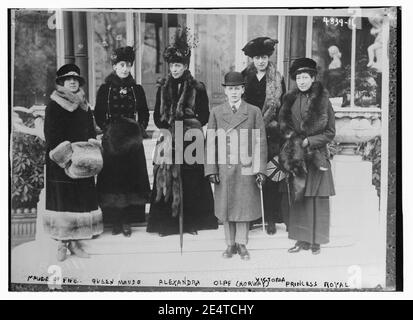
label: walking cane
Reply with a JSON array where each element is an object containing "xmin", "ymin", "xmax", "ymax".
[{"xmin": 258, "ymin": 181, "xmax": 266, "ymax": 234}]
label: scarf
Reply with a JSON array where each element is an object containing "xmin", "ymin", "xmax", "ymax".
[
  {"xmin": 159, "ymin": 70, "xmax": 197, "ymax": 126},
  {"xmin": 243, "ymin": 61, "xmax": 283, "ymax": 126},
  {"xmin": 50, "ymin": 85, "xmax": 89, "ymax": 112}
]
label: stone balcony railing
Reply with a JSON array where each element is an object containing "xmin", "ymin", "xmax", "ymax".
[{"xmin": 332, "ymin": 105, "xmax": 382, "ymax": 154}]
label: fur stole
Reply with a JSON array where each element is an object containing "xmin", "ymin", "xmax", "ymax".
[
  {"xmin": 243, "ymin": 61, "xmax": 283, "ymax": 127},
  {"xmin": 279, "ymin": 81, "xmax": 329, "ymax": 137},
  {"xmin": 158, "ymin": 70, "xmax": 201, "ymax": 126},
  {"xmin": 155, "ymin": 163, "xmax": 182, "ymax": 218},
  {"xmin": 50, "ymin": 85, "xmax": 89, "ymax": 112}
]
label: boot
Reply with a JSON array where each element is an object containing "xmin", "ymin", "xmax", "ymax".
[
  {"xmin": 311, "ymin": 243, "xmax": 321, "ymax": 255},
  {"xmin": 68, "ymin": 241, "xmax": 90, "ymax": 259},
  {"xmin": 266, "ymin": 222, "xmax": 277, "ymax": 235},
  {"xmin": 57, "ymin": 241, "xmax": 68, "ymax": 262},
  {"xmin": 112, "ymin": 216, "xmax": 122, "ymax": 235},
  {"xmin": 121, "ymin": 212, "xmax": 132, "ymax": 237},
  {"xmin": 222, "ymin": 245, "xmax": 237, "ymax": 258},
  {"xmin": 237, "ymin": 244, "xmax": 250, "ymax": 261}
]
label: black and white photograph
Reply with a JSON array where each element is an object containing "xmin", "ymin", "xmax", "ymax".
[{"xmin": 7, "ymin": 4, "xmax": 402, "ymax": 293}]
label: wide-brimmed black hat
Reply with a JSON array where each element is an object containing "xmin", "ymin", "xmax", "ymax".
[
  {"xmin": 111, "ymin": 46, "xmax": 135, "ymax": 65},
  {"xmin": 289, "ymin": 57, "xmax": 318, "ymax": 79},
  {"xmin": 222, "ymin": 71, "xmax": 245, "ymax": 86},
  {"xmin": 55, "ymin": 64, "xmax": 85, "ymax": 86},
  {"xmin": 242, "ymin": 37, "xmax": 278, "ymax": 58}
]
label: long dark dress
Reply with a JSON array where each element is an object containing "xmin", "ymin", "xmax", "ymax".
[
  {"xmin": 43, "ymin": 100, "xmax": 103, "ymax": 240},
  {"xmin": 146, "ymin": 73, "xmax": 218, "ymax": 235},
  {"xmin": 242, "ymin": 66, "xmax": 286, "ymax": 226},
  {"xmin": 94, "ymin": 73, "xmax": 151, "ymax": 223},
  {"xmin": 279, "ymin": 82, "xmax": 336, "ymax": 245}
]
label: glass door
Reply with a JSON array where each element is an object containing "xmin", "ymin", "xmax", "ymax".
[{"xmin": 138, "ymin": 13, "xmax": 186, "ymax": 110}]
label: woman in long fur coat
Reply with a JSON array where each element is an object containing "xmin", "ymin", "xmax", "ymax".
[
  {"xmin": 241, "ymin": 37, "xmax": 286, "ymax": 235},
  {"xmin": 278, "ymin": 57, "xmax": 336, "ymax": 255},
  {"xmin": 146, "ymin": 28, "xmax": 218, "ymax": 236},
  {"xmin": 44, "ymin": 64, "xmax": 103, "ymax": 261},
  {"xmin": 94, "ymin": 46, "xmax": 151, "ymax": 237}
]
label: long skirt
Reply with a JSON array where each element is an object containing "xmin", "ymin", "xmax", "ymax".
[
  {"xmin": 146, "ymin": 165, "xmax": 218, "ymax": 235},
  {"xmin": 97, "ymin": 144, "xmax": 150, "ymax": 223},
  {"xmin": 44, "ymin": 178, "xmax": 103, "ymax": 240},
  {"xmin": 288, "ymin": 196, "xmax": 330, "ymax": 245}
]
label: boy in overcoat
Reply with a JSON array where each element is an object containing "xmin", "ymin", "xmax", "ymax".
[{"xmin": 205, "ymin": 71, "xmax": 267, "ymax": 260}]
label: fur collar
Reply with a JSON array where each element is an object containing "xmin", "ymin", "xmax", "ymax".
[
  {"xmin": 243, "ymin": 61, "xmax": 283, "ymax": 127},
  {"xmin": 50, "ymin": 85, "xmax": 89, "ymax": 112},
  {"xmin": 105, "ymin": 72, "xmax": 136, "ymax": 87},
  {"xmin": 280, "ymin": 81, "xmax": 329, "ymax": 136},
  {"xmin": 158, "ymin": 70, "xmax": 201, "ymax": 126}
]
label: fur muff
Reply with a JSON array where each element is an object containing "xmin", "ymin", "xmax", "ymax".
[
  {"xmin": 50, "ymin": 141, "xmax": 103, "ymax": 179},
  {"xmin": 279, "ymin": 81, "xmax": 329, "ymax": 138},
  {"xmin": 102, "ymin": 116, "xmax": 143, "ymax": 156},
  {"xmin": 243, "ymin": 61, "xmax": 283, "ymax": 127},
  {"xmin": 158, "ymin": 70, "xmax": 203, "ymax": 126}
]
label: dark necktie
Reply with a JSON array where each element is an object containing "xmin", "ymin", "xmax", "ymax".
[{"xmin": 231, "ymin": 105, "xmax": 237, "ymax": 114}]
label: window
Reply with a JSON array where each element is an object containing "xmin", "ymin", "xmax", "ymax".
[
  {"xmin": 92, "ymin": 12, "xmax": 127, "ymax": 94},
  {"xmin": 246, "ymin": 15, "xmax": 279, "ymax": 66},
  {"xmin": 310, "ymin": 14, "xmax": 383, "ymax": 108},
  {"xmin": 194, "ymin": 14, "xmax": 236, "ymax": 107},
  {"xmin": 13, "ymin": 10, "xmax": 57, "ymax": 107}
]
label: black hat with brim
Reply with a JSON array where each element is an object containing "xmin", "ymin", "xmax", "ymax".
[
  {"xmin": 242, "ymin": 37, "xmax": 278, "ymax": 58},
  {"xmin": 55, "ymin": 64, "xmax": 85, "ymax": 86},
  {"xmin": 221, "ymin": 71, "xmax": 245, "ymax": 86},
  {"xmin": 289, "ymin": 57, "xmax": 318, "ymax": 79}
]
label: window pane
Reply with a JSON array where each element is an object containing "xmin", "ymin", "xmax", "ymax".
[
  {"xmin": 194, "ymin": 14, "xmax": 236, "ymax": 107},
  {"xmin": 92, "ymin": 12, "xmax": 127, "ymax": 93},
  {"xmin": 13, "ymin": 10, "xmax": 57, "ymax": 107},
  {"xmin": 246, "ymin": 15, "xmax": 279, "ymax": 65},
  {"xmin": 312, "ymin": 16, "xmax": 352, "ymax": 107},
  {"xmin": 355, "ymin": 17, "xmax": 382, "ymax": 108}
]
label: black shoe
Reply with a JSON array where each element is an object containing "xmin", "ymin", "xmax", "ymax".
[
  {"xmin": 266, "ymin": 222, "xmax": 277, "ymax": 235},
  {"xmin": 237, "ymin": 244, "xmax": 250, "ymax": 260},
  {"xmin": 112, "ymin": 223, "xmax": 122, "ymax": 235},
  {"xmin": 288, "ymin": 241, "xmax": 310, "ymax": 253},
  {"xmin": 122, "ymin": 223, "xmax": 132, "ymax": 237},
  {"xmin": 311, "ymin": 244, "xmax": 321, "ymax": 255},
  {"xmin": 188, "ymin": 229, "xmax": 198, "ymax": 236},
  {"xmin": 222, "ymin": 245, "xmax": 237, "ymax": 258}
]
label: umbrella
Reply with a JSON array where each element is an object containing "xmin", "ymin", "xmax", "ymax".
[{"xmin": 179, "ymin": 166, "xmax": 184, "ymax": 255}]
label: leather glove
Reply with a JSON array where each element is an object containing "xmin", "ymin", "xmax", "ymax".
[{"xmin": 208, "ymin": 174, "xmax": 220, "ymax": 184}]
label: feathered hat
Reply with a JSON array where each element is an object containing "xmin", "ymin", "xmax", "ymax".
[{"xmin": 163, "ymin": 26, "xmax": 194, "ymax": 65}]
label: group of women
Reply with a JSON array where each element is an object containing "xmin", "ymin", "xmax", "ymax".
[{"xmin": 43, "ymin": 32, "xmax": 335, "ymax": 261}]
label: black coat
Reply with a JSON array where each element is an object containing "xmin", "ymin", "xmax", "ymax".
[
  {"xmin": 44, "ymin": 100, "xmax": 98, "ymax": 212},
  {"xmin": 94, "ymin": 73, "xmax": 151, "ymax": 213},
  {"xmin": 147, "ymin": 71, "xmax": 217, "ymax": 235}
]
